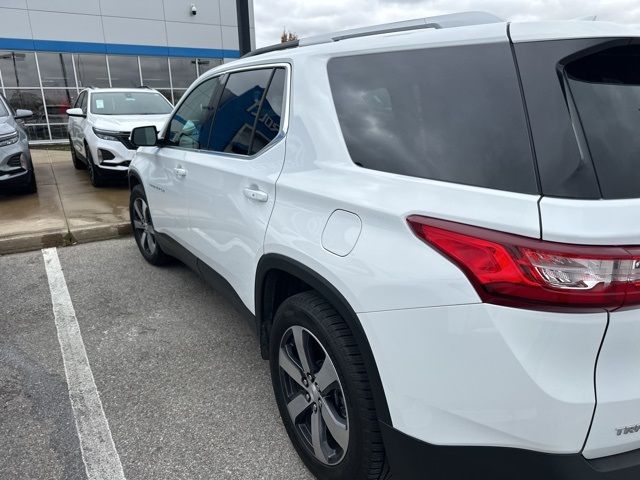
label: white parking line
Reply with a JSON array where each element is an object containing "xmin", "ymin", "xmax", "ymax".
[{"xmin": 42, "ymin": 247, "xmax": 126, "ymax": 480}]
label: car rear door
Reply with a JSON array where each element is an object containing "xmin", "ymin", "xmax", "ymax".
[{"xmin": 183, "ymin": 65, "xmax": 289, "ymax": 311}]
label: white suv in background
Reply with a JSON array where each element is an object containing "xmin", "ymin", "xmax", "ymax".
[
  {"xmin": 67, "ymin": 87, "xmax": 172, "ymax": 187},
  {"xmin": 127, "ymin": 12, "xmax": 640, "ymax": 480}
]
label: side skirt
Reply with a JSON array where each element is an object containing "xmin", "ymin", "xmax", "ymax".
[{"xmin": 155, "ymin": 232, "xmax": 256, "ymax": 330}]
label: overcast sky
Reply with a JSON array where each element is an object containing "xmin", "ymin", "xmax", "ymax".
[{"xmin": 253, "ymin": 0, "xmax": 640, "ymax": 47}]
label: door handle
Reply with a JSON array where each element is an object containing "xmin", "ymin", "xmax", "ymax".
[
  {"xmin": 174, "ymin": 167, "xmax": 187, "ymax": 178},
  {"xmin": 243, "ymin": 187, "xmax": 269, "ymax": 203}
]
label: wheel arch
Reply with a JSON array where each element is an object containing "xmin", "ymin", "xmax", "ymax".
[
  {"xmin": 128, "ymin": 169, "xmax": 143, "ymax": 192},
  {"xmin": 255, "ymin": 253, "xmax": 392, "ymax": 425}
]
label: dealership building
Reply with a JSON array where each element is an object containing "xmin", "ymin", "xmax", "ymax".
[{"xmin": 0, "ymin": 0, "xmax": 254, "ymax": 142}]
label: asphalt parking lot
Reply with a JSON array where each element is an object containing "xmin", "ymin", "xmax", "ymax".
[{"xmin": 0, "ymin": 237, "xmax": 313, "ymax": 480}]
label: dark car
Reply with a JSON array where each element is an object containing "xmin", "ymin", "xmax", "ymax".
[{"xmin": 0, "ymin": 93, "xmax": 35, "ymax": 194}]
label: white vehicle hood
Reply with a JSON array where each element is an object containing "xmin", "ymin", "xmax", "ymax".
[{"xmin": 92, "ymin": 114, "xmax": 169, "ymax": 133}]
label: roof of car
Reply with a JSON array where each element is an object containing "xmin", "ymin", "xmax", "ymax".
[
  {"xmin": 85, "ymin": 87, "xmax": 162, "ymax": 93},
  {"xmin": 204, "ymin": 12, "xmax": 639, "ymax": 77}
]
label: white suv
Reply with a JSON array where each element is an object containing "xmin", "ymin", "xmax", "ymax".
[
  {"xmin": 127, "ymin": 12, "xmax": 640, "ymax": 480},
  {"xmin": 67, "ymin": 87, "xmax": 172, "ymax": 187}
]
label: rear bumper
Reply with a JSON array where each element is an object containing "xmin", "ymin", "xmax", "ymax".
[
  {"xmin": 359, "ymin": 304, "xmax": 607, "ymax": 453},
  {"xmin": 381, "ymin": 422, "xmax": 640, "ymax": 480}
]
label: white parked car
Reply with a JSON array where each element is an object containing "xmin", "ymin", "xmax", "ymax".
[
  {"xmin": 127, "ymin": 12, "xmax": 640, "ymax": 480},
  {"xmin": 67, "ymin": 87, "xmax": 172, "ymax": 187}
]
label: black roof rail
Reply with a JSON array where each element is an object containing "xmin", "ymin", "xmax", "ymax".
[
  {"xmin": 137, "ymin": 85, "xmax": 152, "ymax": 89},
  {"xmin": 242, "ymin": 12, "xmax": 502, "ymax": 59},
  {"xmin": 242, "ymin": 39, "xmax": 299, "ymax": 58}
]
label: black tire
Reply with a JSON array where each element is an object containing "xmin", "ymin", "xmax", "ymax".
[
  {"xmin": 130, "ymin": 184, "xmax": 170, "ymax": 265},
  {"xmin": 270, "ymin": 291, "xmax": 390, "ymax": 480},
  {"xmin": 86, "ymin": 144, "xmax": 106, "ymax": 187},
  {"xmin": 69, "ymin": 137, "xmax": 84, "ymax": 170},
  {"xmin": 24, "ymin": 170, "xmax": 37, "ymax": 194}
]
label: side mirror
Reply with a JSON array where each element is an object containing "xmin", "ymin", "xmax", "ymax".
[
  {"xmin": 14, "ymin": 109, "xmax": 32, "ymax": 120},
  {"xmin": 131, "ymin": 125, "xmax": 159, "ymax": 147},
  {"xmin": 66, "ymin": 108, "xmax": 85, "ymax": 118}
]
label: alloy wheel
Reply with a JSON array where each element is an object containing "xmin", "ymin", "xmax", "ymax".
[
  {"xmin": 132, "ymin": 197, "xmax": 157, "ymax": 256},
  {"xmin": 278, "ymin": 325, "xmax": 349, "ymax": 465}
]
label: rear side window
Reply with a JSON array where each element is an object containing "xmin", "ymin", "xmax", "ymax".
[
  {"xmin": 250, "ymin": 68, "xmax": 286, "ymax": 154},
  {"xmin": 328, "ymin": 44, "xmax": 538, "ymax": 194},
  {"xmin": 565, "ymin": 45, "xmax": 640, "ymax": 199},
  {"xmin": 208, "ymin": 68, "xmax": 275, "ymax": 155}
]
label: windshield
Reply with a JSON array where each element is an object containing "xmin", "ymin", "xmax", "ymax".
[
  {"xmin": 566, "ymin": 45, "xmax": 640, "ymax": 199},
  {"xmin": 90, "ymin": 91, "xmax": 172, "ymax": 115}
]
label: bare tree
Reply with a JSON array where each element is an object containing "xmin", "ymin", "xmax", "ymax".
[{"xmin": 281, "ymin": 29, "xmax": 299, "ymax": 43}]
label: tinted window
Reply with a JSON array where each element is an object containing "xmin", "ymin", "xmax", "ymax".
[
  {"xmin": 250, "ymin": 68, "xmax": 285, "ymax": 154},
  {"xmin": 75, "ymin": 91, "xmax": 86, "ymax": 109},
  {"xmin": 207, "ymin": 69, "xmax": 273, "ymax": 155},
  {"xmin": 90, "ymin": 91, "xmax": 172, "ymax": 115},
  {"xmin": 108, "ymin": 55, "xmax": 141, "ymax": 87},
  {"xmin": 514, "ymin": 39, "xmax": 604, "ymax": 199},
  {"xmin": 167, "ymin": 76, "xmax": 224, "ymax": 149},
  {"xmin": 81, "ymin": 91, "xmax": 88, "ymax": 112},
  {"xmin": 565, "ymin": 45, "xmax": 640, "ymax": 199},
  {"xmin": 328, "ymin": 44, "xmax": 538, "ymax": 194}
]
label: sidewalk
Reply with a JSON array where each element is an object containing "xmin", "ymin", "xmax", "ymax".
[{"xmin": 0, "ymin": 148, "xmax": 131, "ymax": 254}]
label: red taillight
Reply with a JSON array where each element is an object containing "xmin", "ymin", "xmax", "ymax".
[{"xmin": 407, "ymin": 216, "xmax": 640, "ymax": 311}]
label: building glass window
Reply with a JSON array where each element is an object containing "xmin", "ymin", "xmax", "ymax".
[
  {"xmin": 140, "ymin": 56, "xmax": 170, "ymax": 88},
  {"xmin": 107, "ymin": 55, "xmax": 141, "ymax": 87},
  {"xmin": 26, "ymin": 125, "xmax": 50, "ymax": 141},
  {"xmin": 195, "ymin": 58, "xmax": 222, "ymax": 75},
  {"xmin": 75, "ymin": 54, "xmax": 110, "ymax": 87},
  {"xmin": 49, "ymin": 124, "xmax": 69, "ymax": 140},
  {"xmin": 0, "ymin": 51, "xmax": 222, "ymax": 142},
  {"xmin": 43, "ymin": 89, "xmax": 78, "ymax": 123},
  {"xmin": 37, "ymin": 52, "xmax": 76, "ymax": 88},
  {"xmin": 0, "ymin": 51, "xmax": 40, "ymax": 87},
  {"xmin": 169, "ymin": 57, "xmax": 198, "ymax": 88}
]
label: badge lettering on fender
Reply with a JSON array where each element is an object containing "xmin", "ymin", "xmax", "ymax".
[{"xmin": 616, "ymin": 424, "xmax": 640, "ymax": 436}]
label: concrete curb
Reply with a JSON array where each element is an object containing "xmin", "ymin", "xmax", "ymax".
[
  {"xmin": 0, "ymin": 222, "xmax": 132, "ymax": 255},
  {"xmin": 71, "ymin": 222, "xmax": 132, "ymax": 245},
  {"xmin": 0, "ymin": 230, "xmax": 68, "ymax": 255}
]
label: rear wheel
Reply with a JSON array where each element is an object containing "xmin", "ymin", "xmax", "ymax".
[
  {"xmin": 86, "ymin": 144, "xmax": 106, "ymax": 187},
  {"xmin": 69, "ymin": 137, "xmax": 84, "ymax": 170},
  {"xmin": 130, "ymin": 185, "xmax": 169, "ymax": 265},
  {"xmin": 270, "ymin": 292, "xmax": 389, "ymax": 480}
]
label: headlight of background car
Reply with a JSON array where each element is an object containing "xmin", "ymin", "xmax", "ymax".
[
  {"xmin": 0, "ymin": 131, "xmax": 19, "ymax": 147},
  {"xmin": 93, "ymin": 128, "xmax": 121, "ymax": 142}
]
